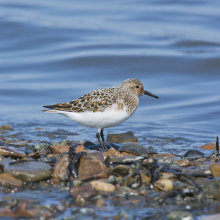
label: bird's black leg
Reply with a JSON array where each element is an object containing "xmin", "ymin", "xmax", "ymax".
[
  {"xmin": 100, "ymin": 129, "xmax": 108, "ymax": 152},
  {"xmin": 96, "ymin": 131, "xmax": 105, "ymax": 152}
]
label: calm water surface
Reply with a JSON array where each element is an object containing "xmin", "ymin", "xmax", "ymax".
[{"xmin": 1, "ymin": 0, "xmax": 220, "ymax": 151}]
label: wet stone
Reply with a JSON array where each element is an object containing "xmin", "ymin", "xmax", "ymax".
[
  {"xmin": 0, "ymin": 173, "xmax": 23, "ymax": 187},
  {"xmin": 78, "ymin": 155, "xmax": 110, "ymax": 181},
  {"xmin": 53, "ymin": 154, "xmax": 69, "ymax": 181},
  {"xmin": 202, "ymin": 213, "xmax": 220, "ymax": 220},
  {"xmin": 204, "ymin": 177, "xmax": 220, "ymax": 200},
  {"xmin": 199, "ymin": 143, "xmax": 215, "ymax": 150},
  {"xmin": 154, "ymin": 179, "xmax": 173, "ymax": 191},
  {"xmin": 154, "ymin": 153, "xmax": 176, "ymax": 158},
  {"xmin": 167, "ymin": 211, "xmax": 193, "ymax": 220},
  {"xmin": 106, "ymin": 131, "xmax": 138, "ymax": 144},
  {"xmin": 50, "ymin": 145, "xmax": 70, "ymax": 154},
  {"xmin": 70, "ymin": 183, "xmax": 96, "ymax": 199},
  {"xmin": 0, "ymin": 125, "xmax": 14, "ymax": 131},
  {"xmin": 90, "ymin": 180, "xmax": 115, "ymax": 192},
  {"xmin": 210, "ymin": 162, "xmax": 220, "ymax": 178},
  {"xmin": 119, "ymin": 142, "xmax": 150, "ymax": 155},
  {"xmin": 0, "ymin": 146, "xmax": 25, "ymax": 158},
  {"xmin": 114, "ymin": 186, "xmax": 139, "ymax": 196},
  {"xmin": 3, "ymin": 160, "xmax": 52, "ymax": 182},
  {"xmin": 184, "ymin": 150, "xmax": 205, "ymax": 160}
]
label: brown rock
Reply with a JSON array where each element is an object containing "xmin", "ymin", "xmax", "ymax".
[
  {"xmin": 0, "ymin": 146, "xmax": 25, "ymax": 158},
  {"xmin": 0, "ymin": 173, "xmax": 23, "ymax": 187},
  {"xmin": 90, "ymin": 180, "xmax": 115, "ymax": 192},
  {"xmin": 50, "ymin": 145, "xmax": 70, "ymax": 154},
  {"xmin": 107, "ymin": 147, "xmax": 123, "ymax": 157},
  {"xmin": 154, "ymin": 153, "xmax": 176, "ymax": 158},
  {"xmin": 86, "ymin": 150, "xmax": 104, "ymax": 161},
  {"xmin": 210, "ymin": 162, "xmax": 220, "ymax": 178},
  {"xmin": 176, "ymin": 159, "xmax": 192, "ymax": 167},
  {"xmin": 0, "ymin": 136, "xmax": 6, "ymax": 141},
  {"xmin": 0, "ymin": 125, "xmax": 14, "ymax": 131},
  {"xmin": 75, "ymin": 145, "xmax": 86, "ymax": 153},
  {"xmin": 53, "ymin": 154, "xmax": 69, "ymax": 180},
  {"xmin": 106, "ymin": 131, "xmax": 138, "ymax": 144},
  {"xmin": 154, "ymin": 179, "xmax": 173, "ymax": 191},
  {"xmin": 70, "ymin": 183, "xmax": 96, "ymax": 199},
  {"xmin": 28, "ymin": 151, "xmax": 41, "ymax": 159},
  {"xmin": 140, "ymin": 173, "xmax": 151, "ymax": 186},
  {"xmin": 78, "ymin": 155, "xmax": 110, "ymax": 181},
  {"xmin": 199, "ymin": 143, "xmax": 215, "ymax": 150}
]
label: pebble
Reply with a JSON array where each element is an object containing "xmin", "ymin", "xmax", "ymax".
[
  {"xmin": 0, "ymin": 173, "xmax": 23, "ymax": 187},
  {"xmin": 0, "ymin": 146, "xmax": 25, "ymax": 158},
  {"xmin": 70, "ymin": 183, "xmax": 96, "ymax": 199},
  {"xmin": 78, "ymin": 155, "xmax": 110, "ymax": 181},
  {"xmin": 154, "ymin": 179, "xmax": 173, "ymax": 191},
  {"xmin": 210, "ymin": 162, "xmax": 220, "ymax": 178},
  {"xmin": 0, "ymin": 125, "xmax": 14, "ymax": 131},
  {"xmin": 3, "ymin": 160, "xmax": 52, "ymax": 182},
  {"xmin": 90, "ymin": 180, "xmax": 115, "ymax": 192},
  {"xmin": 199, "ymin": 143, "xmax": 215, "ymax": 150},
  {"xmin": 184, "ymin": 150, "xmax": 205, "ymax": 160},
  {"xmin": 119, "ymin": 142, "xmax": 150, "ymax": 155},
  {"xmin": 106, "ymin": 131, "xmax": 138, "ymax": 143},
  {"xmin": 50, "ymin": 145, "xmax": 70, "ymax": 154},
  {"xmin": 204, "ymin": 177, "xmax": 220, "ymax": 200}
]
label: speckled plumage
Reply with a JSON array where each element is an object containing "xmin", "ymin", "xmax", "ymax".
[{"xmin": 43, "ymin": 78, "xmax": 159, "ymax": 152}]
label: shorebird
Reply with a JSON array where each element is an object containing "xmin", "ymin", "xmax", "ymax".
[{"xmin": 43, "ymin": 78, "xmax": 159, "ymax": 152}]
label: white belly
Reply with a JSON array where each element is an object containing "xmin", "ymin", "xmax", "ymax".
[{"xmin": 52, "ymin": 108, "xmax": 132, "ymax": 129}]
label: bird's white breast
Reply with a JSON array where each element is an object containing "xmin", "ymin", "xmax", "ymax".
[{"xmin": 53, "ymin": 105, "xmax": 133, "ymax": 129}]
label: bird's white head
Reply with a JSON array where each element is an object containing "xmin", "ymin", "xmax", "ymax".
[{"xmin": 120, "ymin": 78, "xmax": 159, "ymax": 99}]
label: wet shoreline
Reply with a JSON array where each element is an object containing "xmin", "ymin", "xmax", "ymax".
[{"xmin": 0, "ymin": 124, "xmax": 220, "ymax": 220}]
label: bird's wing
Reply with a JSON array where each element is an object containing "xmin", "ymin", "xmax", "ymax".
[{"xmin": 43, "ymin": 87, "xmax": 119, "ymax": 113}]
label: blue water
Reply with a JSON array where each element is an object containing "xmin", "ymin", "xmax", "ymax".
[{"xmin": 1, "ymin": 0, "xmax": 220, "ymax": 151}]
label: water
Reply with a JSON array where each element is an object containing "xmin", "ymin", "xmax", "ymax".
[{"xmin": 1, "ymin": 0, "xmax": 220, "ymax": 150}]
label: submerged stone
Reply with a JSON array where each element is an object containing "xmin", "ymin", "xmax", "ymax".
[
  {"xmin": 107, "ymin": 131, "xmax": 138, "ymax": 144},
  {"xmin": 70, "ymin": 183, "xmax": 96, "ymax": 199}
]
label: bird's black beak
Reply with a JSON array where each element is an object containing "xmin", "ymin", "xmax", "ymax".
[{"xmin": 144, "ymin": 90, "xmax": 159, "ymax": 99}]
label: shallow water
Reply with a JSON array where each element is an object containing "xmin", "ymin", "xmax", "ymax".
[{"xmin": 0, "ymin": 1, "xmax": 220, "ymax": 218}]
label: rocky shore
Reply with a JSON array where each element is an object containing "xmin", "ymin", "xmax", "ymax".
[{"xmin": 0, "ymin": 124, "xmax": 220, "ymax": 220}]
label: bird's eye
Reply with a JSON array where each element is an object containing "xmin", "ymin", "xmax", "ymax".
[{"xmin": 136, "ymin": 85, "xmax": 140, "ymax": 88}]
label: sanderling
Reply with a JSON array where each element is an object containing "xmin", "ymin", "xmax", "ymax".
[{"xmin": 43, "ymin": 78, "xmax": 159, "ymax": 152}]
